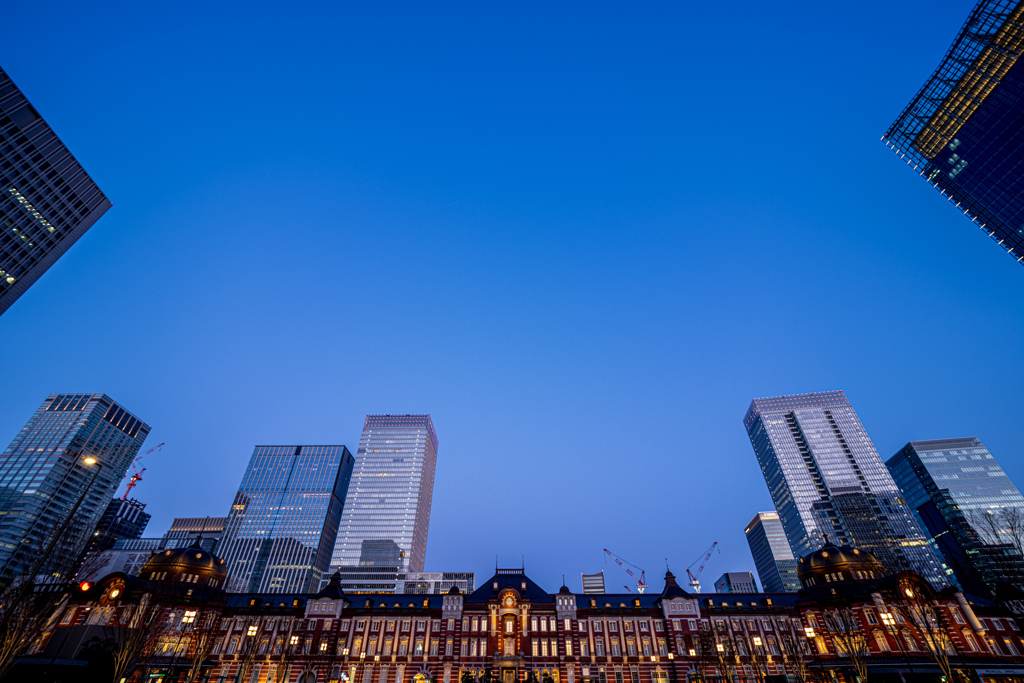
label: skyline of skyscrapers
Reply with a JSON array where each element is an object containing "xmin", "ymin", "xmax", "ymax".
[
  {"xmin": 330, "ymin": 414, "xmax": 438, "ymax": 591},
  {"xmin": 0, "ymin": 393, "xmax": 150, "ymax": 584},
  {"xmin": 885, "ymin": 0, "xmax": 1024, "ymax": 265},
  {"xmin": 887, "ymin": 437, "xmax": 1024, "ymax": 597},
  {"xmin": 744, "ymin": 511, "xmax": 800, "ymax": 593},
  {"xmin": 0, "ymin": 67, "xmax": 113, "ymax": 315},
  {"xmin": 4, "ymin": 392, "xmax": 1020, "ymax": 597},
  {"xmin": 744, "ymin": 390, "xmax": 947, "ymax": 587},
  {"xmin": 219, "ymin": 445, "xmax": 354, "ymax": 593}
]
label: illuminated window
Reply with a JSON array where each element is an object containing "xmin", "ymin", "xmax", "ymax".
[
  {"xmin": 182, "ymin": 610, "xmax": 197, "ymax": 624},
  {"xmin": 247, "ymin": 625, "xmax": 258, "ymax": 636}
]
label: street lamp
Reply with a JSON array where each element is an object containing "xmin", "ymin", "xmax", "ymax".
[
  {"xmin": 805, "ymin": 626, "xmax": 821, "ymax": 683},
  {"xmin": 881, "ymin": 611, "xmax": 913, "ymax": 677},
  {"xmin": 0, "ymin": 455, "xmax": 103, "ymax": 634},
  {"xmin": 751, "ymin": 636, "xmax": 765, "ymax": 681},
  {"xmin": 26, "ymin": 454, "xmax": 103, "ymax": 582}
]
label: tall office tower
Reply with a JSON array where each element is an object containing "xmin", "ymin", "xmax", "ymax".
[
  {"xmin": 744, "ymin": 391, "xmax": 947, "ymax": 586},
  {"xmin": 80, "ymin": 498, "xmax": 150, "ymax": 559},
  {"xmin": 744, "ymin": 511, "xmax": 801, "ymax": 592},
  {"xmin": 219, "ymin": 445, "xmax": 354, "ymax": 593},
  {"xmin": 330, "ymin": 414, "xmax": 438, "ymax": 590},
  {"xmin": 714, "ymin": 571, "xmax": 758, "ymax": 593},
  {"xmin": 162, "ymin": 516, "xmax": 226, "ymax": 552},
  {"xmin": 884, "ymin": 0, "xmax": 1024, "ymax": 266},
  {"xmin": 395, "ymin": 571, "xmax": 475, "ymax": 595},
  {"xmin": 887, "ymin": 437, "xmax": 1024, "ymax": 597},
  {"xmin": 0, "ymin": 67, "xmax": 112, "ymax": 315},
  {"xmin": 581, "ymin": 571, "xmax": 606, "ymax": 594},
  {"xmin": 0, "ymin": 393, "xmax": 150, "ymax": 584}
]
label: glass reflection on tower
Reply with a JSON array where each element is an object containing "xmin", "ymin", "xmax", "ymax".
[
  {"xmin": 330, "ymin": 414, "xmax": 438, "ymax": 591},
  {"xmin": 744, "ymin": 390, "xmax": 947, "ymax": 587},
  {"xmin": 219, "ymin": 445, "xmax": 354, "ymax": 593}
]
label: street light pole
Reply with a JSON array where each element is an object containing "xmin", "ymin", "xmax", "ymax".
[
  {"xmin": 805, "ymin": 626, "xmax": 820, "ymax": 683},
  {"xmin": 881, "ymin": 611, "xmax": 913, "ymax": 678},
  {"xmin": 752, "ymin": 636, "xmax": 765, "ymax": 683},
  {"xmin": 0, "ymin": 456, "xmax": 103, "ymax": 634}
]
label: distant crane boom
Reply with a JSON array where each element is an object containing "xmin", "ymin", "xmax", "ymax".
[
  {"xmin": 686, "ymin": 541, "xmax": 719, "ymax": 593},
  {"xmin": 603, "ymin": 548, "xmax": 648, "ymax": 593},
  {"xmin": 121, "ymin": 442, "xmax": 164, "ymax": 500}
]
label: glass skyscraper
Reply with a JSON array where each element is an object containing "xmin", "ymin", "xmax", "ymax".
[
  {"xmin": 885, "ymin": 0, "xmax": 1024, "ymax": 265},
  {"xmin": 219, "ymin": 445, "xmax": 354, "ymax": 594},
  {"xmin": 0, "ymin": 67, "xmax": 112, "ymax": 315},
  {"xmin": 0, "ymin": 393, "xmax": 150, "ymax": 585},
  {"xmin": 887, "ymin": 437, "xmax": 1024, "ymax": 597},
  {"xmin": 744, "ymin": 390, "xmax": 946, "ymax": 586},
  {"xmin": 744, "ymin": 511, "xmax": 800, "ymax": 592},
  {"xmin": 330, "ymin": 414, "xmax": 438, "ymax": 591}
]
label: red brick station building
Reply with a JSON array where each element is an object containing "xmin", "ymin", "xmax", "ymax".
[{"xmin": 20, "ymin": 539, "xmax": 1024, "ymax": 683}]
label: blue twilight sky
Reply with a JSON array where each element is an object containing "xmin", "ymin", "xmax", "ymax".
[{"xmin": 2, "ymin": 0, "xmax": 1023, "ymax": 594}]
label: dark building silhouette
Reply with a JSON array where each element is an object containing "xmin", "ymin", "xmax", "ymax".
[
  {"xmin": 885, "ymin": 0, "xmax": 1024, "ymax": 265},
  {"xmin": 76, "ymin": 497, "xmax": 150, "ymax": 573},
  {"xmin": 0, "ymin": 67, "xmax": 112, "ymax": 315}
]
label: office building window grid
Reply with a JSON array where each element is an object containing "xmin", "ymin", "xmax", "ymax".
[
  {"xmin": 0, "ymin": 68, "xmax": 112, "ymax": 314},
  {"xmin": 0, "ymin": 393, "xmax": 150, "ymax": 581},
  {"xmin": 332, "ymin": 415, "xmax": 438, "ymax": 581},
  {"xmin": 745, "ymin": 512, "xmax": 800, "ymax": 593},
  {"xmin": 220, "ymin": 445, "xmax": 354, "ymax": 594},
  {"xmin": 884, "ymin": 0, "xmax": 1024, "ymax": 264},
  {"xmin": 745, "ymin": 391, "xmax": 946, "ymax": 587}
]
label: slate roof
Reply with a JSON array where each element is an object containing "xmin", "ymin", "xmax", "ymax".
[{"xmin": 467, "ymin": 569, "xmax": 554, "ymax": 603}]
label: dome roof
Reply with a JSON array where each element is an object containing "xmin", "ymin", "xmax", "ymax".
[
  {"xmin": 141, "ymin": 540, "xmax": 228, "ymax": 584},
  {"xmin": 797, "ymin": 539, "xmax": 886, "ymax": 588}
]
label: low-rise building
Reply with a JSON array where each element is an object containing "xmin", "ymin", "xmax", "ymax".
[{"xmin": 23, "ymin": 541, "xmax": 1024, "ymax": 683}]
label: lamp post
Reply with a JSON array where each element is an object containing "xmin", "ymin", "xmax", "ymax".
[
  {"xmin": 752, "ymin": 636, "xmax": 766, "ymax": 682},
  {"xmin": 881, "ymin": 611, "xmax": 913, "ymax": 678},
  {"xmin": 33, "ymin": 457, "xmax": 104, "ymax": 582},
  {"xmin": 0, "ymin": 455, "xmax": 103, "ymax": 633},
  {"xmin": 805, "ymin": 626, "xmax": 820, "ymax": 683}
]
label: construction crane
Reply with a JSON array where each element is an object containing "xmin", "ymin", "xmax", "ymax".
[
  {"xmin": 121, "ymin": 442, "xmax": 164, "ymax": 500},
  {"xmin": 603, "ymin": 548, "xmax": 648, "ymax": 593},
  {"xmin": 686, "ymin": 541, "xmax": 719, "ymax": 593}
]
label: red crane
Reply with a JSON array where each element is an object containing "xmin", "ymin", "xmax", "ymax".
[
  {"xmin": 603, "ymin": 548, "xmax": 648, "ymax": 593},
  {"xmin": 121, "ymin": 442, "xmax": 164, "ymax": 500},
  {"xmin": 686, "ymin": 541, "xmax": 719, "ymax": 593}
]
